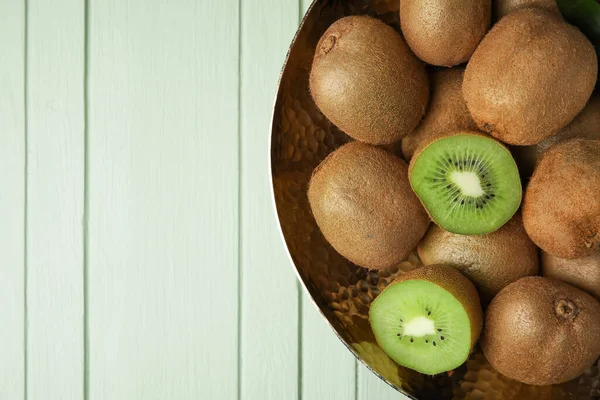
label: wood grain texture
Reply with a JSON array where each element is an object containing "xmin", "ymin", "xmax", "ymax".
[
  {"xmin": 87, "ymin": 1, "xmax": 239, "ymax": 399},
  {"xmin": 301, "ymin": 0, "xmax": 314, "ymax": 15},
  {"xmin": 0, "ymin": 1, "xmax": 25, "ymax": 399},
  {"xmin": 26, "ymin": 0, "xmax": 85, "ymax": 398},
  {"xmin": 297, "ymin": 1, "xmax": 358, "ymax": 399},
  {"xmin": 239, "ymin": 1, "xmax": 300, "ymax": 399},
  {"xmin": 358, "ymin": 364, "xmax": 407, "ymax": 400},
  {"xmin": 302, "ymin": 295, "xmax": 357, "ymax": 400}
]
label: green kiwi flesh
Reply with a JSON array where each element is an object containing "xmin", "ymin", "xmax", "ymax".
[
  {"xmin": 482, "ymin": 277, "xmax": 600, "ymax": 385},
  {"xmin": 369, "ymin": 265, "xmax": 482, "ymax": 375},
  {"xmin": 409, "ymin": 133, "xmax": 522, "ymax": 235}
]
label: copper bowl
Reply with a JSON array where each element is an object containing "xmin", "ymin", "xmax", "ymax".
[{"xmin": 269, "ymin": 1, "xmax": 600, "ymax": 398}]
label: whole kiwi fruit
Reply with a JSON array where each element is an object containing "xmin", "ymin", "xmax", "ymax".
[
  {"xmin": 463, "ymin": 8, "xmax": 597, "ymax": 145},
  {"xmin": 310, "ymin": 16, "xmax": 428, "ymax": 145},
  {"xmin": 523, "ymin": 139, "xmax": 600, "ymax": 259},
  {"xmin": 402, "ymin": 68, "xmax": 478, "ymax": 161},
  {"xmin": 543, "ymin": 251, "xmax": 600, "ymax": 298},
  {"xmin": 494, "ymin": 0, "xmax": 560, "ymax": 21},
  {"xmin": 418, "ymin": 213, "xmax": 539, "ymax": 302},
  {"xmin": 307, "ymin": 142, "xmax": 429, "ymax": 270},
  {"xmin": 512, "ymin": 95, "xmax": 600, "ymax": 177},
  {"xmin": 400, "ymin": 0, "xmax": 491, "ymax": 67},
  {"xmin": 482, "ymin": 277, "xmax": 600, "ymax": 385}
]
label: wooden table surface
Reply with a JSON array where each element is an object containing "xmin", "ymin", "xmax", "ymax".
[{"xmin": 0, "ymin": 0, "xmax": 408, "ymax": 399}]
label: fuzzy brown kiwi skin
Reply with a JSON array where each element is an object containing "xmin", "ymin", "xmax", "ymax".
[
  {"xmin": 482, "ymin": 276, "xmax": 600, "ymax": 386},
  {"xmin": 542, "ymin": 251, "xmax": 600, "ymax": 299},
  {"xmin": 463, "ymin": 8, "xmax": 597, "ymax": 146},
  {"xmin": 375, "ymin": 265, "xmax": 483, "ymax": 351},
  {"xmin": 523, "ymin": 139, "xmax": 600, "ymax": 259},
  {"xmin": 494, "ymin": 0, "xmax": 560, "ymax": 21},
  {"xmin": 309, "ymin": 16, "xmax": 428, "ymax": 146},
  {"xmin": 512, "ymin": 95, "xmax": 600, "ymax": 178},
  {"xmin": 399, "ymin": 0, "xmax": 491, "ymax": 67},
  {"xmin": 402, "ymin": 67, "xmax": 478, "ymax": 161},
  {"xmin": 308, "ymin": 142, "xmax": 429, "ymax": 270},
  {"xmin": 418, "ymin": 213, "xmax": 539, "ymax": 303}
]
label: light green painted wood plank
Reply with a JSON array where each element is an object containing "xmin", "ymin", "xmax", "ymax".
[
  {"xmin": 297, "ymin": 0, "xmax": 358, "ymax": 399},
  {"xmin": 302, "ymin": 292, "xmax": 357, "ymax": 400},
  {"xmin": 240, "ymin": 1, "xmax": 300, "ymax": 399},
  {"xmin": 359, "ymin": 363, "xmax": 410, "ymax": 400},
  {"xmin": 88, "ymin": 1, "xmax": 239, "ymax": 399},
  {"xmin": 0, "ymin": 1, "xmax": 25, "ymax": 399},
  {"xmin": 301, "ymin": 0, "xmax": 313, "ymax": 15},
  {"xmin": 26, "ymin": 1, "xmax": 85, "ymax": 398}
]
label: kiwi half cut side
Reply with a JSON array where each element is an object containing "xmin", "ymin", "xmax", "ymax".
[
  {"xmin": 409, "ymin": 132, "xmax": 521, "ymax": 235},
  {"xmin": 369, "ymin": 265, "xmax": 482, "ymax": 375}
]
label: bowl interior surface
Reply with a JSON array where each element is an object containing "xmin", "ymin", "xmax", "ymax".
[{"xmin": 270, "ymin": 1, "xmax": 599, "ymax": 398}]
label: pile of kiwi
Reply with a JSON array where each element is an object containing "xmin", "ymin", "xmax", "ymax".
[{"xmin": 306, "ymin": 0, "xmax": 600, "ymax": 388}]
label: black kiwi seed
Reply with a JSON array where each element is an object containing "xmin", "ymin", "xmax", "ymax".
[
  {"xmin": 425, "ymin": 340, "xmax": 429, "ymax": 343},
  {"xmin": 410, "ymin": 338, "xmax": 414, "ymax": 343},
  {"xmin": 441, "ymin": 336, "xmax": 445, "ymax": 340},
  {"xmin": 433, "ymin": 341, "xmax": 437, "ymax": 346},
  {"xmin": 437, "ymin": 329, "xmax": 442, "ymax": 332}
]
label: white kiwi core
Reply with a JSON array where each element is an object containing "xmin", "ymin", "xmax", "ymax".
[
  {"xmin": 450, "ymin": 171, "xmax": 484, "ymax": 197},
  {"xmin": 403, "ymin": 316, "xmax": 436, "ymax": 337}
]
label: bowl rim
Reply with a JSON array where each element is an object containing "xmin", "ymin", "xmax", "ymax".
[{"xmin": 267, "ymin": 1, "xmax": 418, "ymax": 398}]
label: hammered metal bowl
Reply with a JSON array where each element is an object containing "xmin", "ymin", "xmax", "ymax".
[{"xmin": 269, "ymin": 1, "xmax": 600, "ymax": 398}]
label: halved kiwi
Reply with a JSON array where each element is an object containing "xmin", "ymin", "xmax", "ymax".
[
  {"xmin": 369, "ymin": 265, "xmax": 483, "ymax": 375},
  {"xmin": 409, "ymin": 132, "xmax": 522, "ymax": 235}
]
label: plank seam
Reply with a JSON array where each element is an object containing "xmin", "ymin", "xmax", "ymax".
[
  {"xmin": 354, "ymin": 359, "xmax": 358, "ymax": 400},
  {"xmin": 23, "ymin": 0, "xmax": 29, "ymax": 397},
  {"xmin": 236, "ymin": 0, "xmax": 243, "ymax": 398},
  {"xmin": 297, "ymin": 284, "xmax": 303, "ymax": 400},
  {"xmin": 83, "ymin": 0, "xmax": 91, "ymax": 398},
  {"xmin": 297, "ymin": 3, "xmax": 303, "ymax": 399}
]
